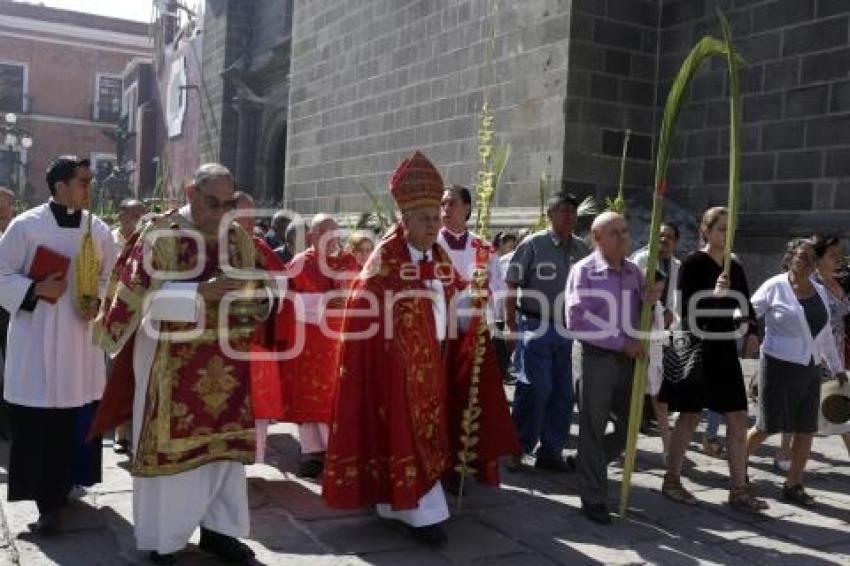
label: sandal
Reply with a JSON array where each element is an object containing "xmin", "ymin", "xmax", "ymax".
[
  {"xmin": 728, "ymin": 486, "xmax": 768, "ymax": 513},
  {"xmin": 782, "ymin": 483, "xmax": 816, "ymax": 507},
  {"xmin": 662, "ymin": 473, "xmax": 698, "ymax": 505},
  {"xmin": 702, "ymin": 436, "xmax": 727, "ymax": 459}
]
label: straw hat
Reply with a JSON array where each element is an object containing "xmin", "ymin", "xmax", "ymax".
[{"xmin": 820, "ymin": 379, "xmax": 850, "ymax": 425}]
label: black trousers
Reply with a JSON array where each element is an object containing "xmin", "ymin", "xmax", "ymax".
[{"xmin": 8, "ymin": 404, "xmax": 79, "ymax": 512}]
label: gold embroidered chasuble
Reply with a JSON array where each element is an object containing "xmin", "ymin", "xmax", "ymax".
[{"xmin": 96, "ymin": 210, "xmax": 265, "ymax": 477}]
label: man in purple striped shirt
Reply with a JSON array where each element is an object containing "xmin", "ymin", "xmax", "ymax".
[{"xmin": 565, "ymin": 212, "xmax": 659, "ymax": 525}]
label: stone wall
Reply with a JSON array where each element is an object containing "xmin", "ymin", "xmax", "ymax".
[
  {"xmin": 279, "ymin": 0, "xmax": 850, "ymax": 284},
  {"xmin": 658, "ymin": 0, "xmax": 850, "ymax": 284},
  {"xmin": 284, "ymin": 0, "xmax": 574, "ymax": 214},
  {"xmin": 563, "ymin": 0, "xmax": 659, "ymax": 203},
  {"xmin": 200, "ymin": 0, "xmax": 255, "ymax": 169},
  {"xmin": 198, "ymin": 0, "xmax": 292, "ymax": 202},
  {"xmin": 662, "ymin": 0, "xmax": 850, "ymax": 212}
]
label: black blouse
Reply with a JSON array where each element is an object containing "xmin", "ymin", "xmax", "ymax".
[{"xmin": 678, "ymin": 250, "xmax": 756, "ymax": 336}]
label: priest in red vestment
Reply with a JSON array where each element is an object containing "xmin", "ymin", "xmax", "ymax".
[
  {"xmin": 95, "ymin": 164, "xmax": 270, "ymax": 564},
  {"xmin": 278, "ymin": 213, "xmax": 359, "ymax": 478},
  {"xmin": 323, "ymin": 150, "xmax": 465, "ymax": 546}
]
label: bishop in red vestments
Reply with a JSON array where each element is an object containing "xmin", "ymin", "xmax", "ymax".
[{"xmin": 323, "ymin": 151, "xmax": 463, "ymax": 546}]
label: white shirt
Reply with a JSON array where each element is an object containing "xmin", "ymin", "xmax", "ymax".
[
  {"xmin": 751, "ymin": 274, "xmax": 843, "ymax": 373},
  {"xmin": 111, "ymin": 226, "xmax": 126, "ymax": 250},
  {"xmin": 407, "ymin": 244, "xmax": 447, "ymax": 341},
  {"xmin": 0, "ymin": 204, "xmax": 118, "ymax": 407},
  {"xmin": 631, "ymin": 247, "xmax": 681, "ymax": 328},
  {"xmin": 437, "ymin": 229, "xmax": 506, "ymax": 321},
  {"xmin": 437, "ymin": 229, "xmax": 506, "ymax": 294}
]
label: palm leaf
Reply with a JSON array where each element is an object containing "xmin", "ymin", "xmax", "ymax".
[
  {"xmin": 358, "ymin": 181, "xmax": 395, "ymax": 232},
  {"xmin": 577, "ymin": 195, "xmax": 599, "ymax": 217},
  {"xmin": 605, "ymin": 129, "xmax": 631, "ymax": 214},
  {"xmin": 619, "ymin": 12, "xmax": 743, "ymax": 517},
  {"xmin": 719, "ymin": 11, "xmax": 742, "ymax": 277}
]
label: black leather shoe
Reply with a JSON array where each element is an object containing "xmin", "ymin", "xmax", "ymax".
[
  {"xmin": 296, "ymin": 458, "xmax": 324, "ymax": 479},
  {"xmin": 408, "ymin": 523, "xmax": 448, "ymax": 547},
  {"xmin": 581, "ymin": 501, "xmax": 612, "ymax": 525},
  {"xmin": 149, "ymin": 551, "xmax": 178, "ymax": 565},
  {"xmin": 534, "ymin": 455, "xmax": 576, "ymax": 473},
  {"xmin": 28, "ymin": 511, "xmax": 61, "ymax": 535},
  {"xmin": 442, "ymin": 472, "xmax": 464, "ymax": 496},
  {"xmin": 199, "ymin": 528, "xmax": 255, "ymax": 563},
  {"xmin": 114, "ymin": 439, "xmax": 130, "ymax": 455}
]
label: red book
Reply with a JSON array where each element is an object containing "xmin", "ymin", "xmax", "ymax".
[{"xmin": 28, "ymin": 245, "xmax": 70, "ymax": 304}]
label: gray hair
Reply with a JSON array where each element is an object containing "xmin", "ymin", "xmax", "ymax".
[
  {"xmin": 233, "ymin": 190, "xmax": 254, "ymax": 206},
  {"xmin": 192, "ymin": 163, "xmax": 233, "ymax": 190},
  {"xmin": 590, "ymin": 211, "xmax": 624, "ymax": 234},
  {"xmin": 311, "ymin": 213, "xmax": 336, "ymax": 230}
]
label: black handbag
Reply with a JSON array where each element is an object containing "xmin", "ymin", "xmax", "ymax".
[{"xmin": 662, "ymin": 330, "xmax": 704, "ymax": 384}]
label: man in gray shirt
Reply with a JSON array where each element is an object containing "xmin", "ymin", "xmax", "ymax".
[{"xmin": 504, "ymin": 192, "xmax": 591, "ymax": 472}]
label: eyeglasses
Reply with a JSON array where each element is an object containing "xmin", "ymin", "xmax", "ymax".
[{"xmin": 202, "ymin": 194, "xmax": 239, "ymax": 211}]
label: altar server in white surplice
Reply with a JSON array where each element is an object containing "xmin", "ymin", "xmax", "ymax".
[{"xmin": 0, "ymin": 156, "xmax": 117, "ymax": 534}]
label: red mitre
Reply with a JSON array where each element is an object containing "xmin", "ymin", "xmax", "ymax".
[{"xmin": 389, "ymin": 150, "xmax": 444, "ymax": 212}]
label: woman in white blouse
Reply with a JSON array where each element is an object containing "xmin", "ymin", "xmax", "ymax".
[{"xmin": 747, "ymin": 239, "xmax": 845, "ymax": 507}]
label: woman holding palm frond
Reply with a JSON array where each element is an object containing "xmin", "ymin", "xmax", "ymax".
[{"xmin": 659, "ymin": 207, "xmax": 767, "ymax": 513}]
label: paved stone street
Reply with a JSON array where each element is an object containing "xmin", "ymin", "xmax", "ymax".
[{"xmin": 1, "ymin": 370, "xmax": 849, "ymax": 565}]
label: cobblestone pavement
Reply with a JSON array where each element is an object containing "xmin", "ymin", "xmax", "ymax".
[{"xmin": 1, "ymin": 372, "xmax": 849, "ymax": 564}]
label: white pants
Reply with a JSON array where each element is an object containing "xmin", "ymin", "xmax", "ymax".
[
  {"xmin": 133, "ymin": 461, "xmax": 250, "ymax": 554},
  {"xmin": 375, "ymin": 482, "xmax": 449, "ymax": 527},
  {"xmin": 299, "ymin": 423, "xmax": 329, "ymax": 454},
  {"xmin": 131, "ymin": 303, "xmax": 249, "ymax": 554},
  {"xmin": 256, "ymin": 419, "xmax": 269, "ymax": 463}
]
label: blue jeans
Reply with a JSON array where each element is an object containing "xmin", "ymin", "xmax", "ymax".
[
  {"xmin": 511, "ymin": 314, "xmax": 574, "ymax": 459},
  {"xmin": 705, "ymin": 410, "xmax": 722, "ymax": 439}
]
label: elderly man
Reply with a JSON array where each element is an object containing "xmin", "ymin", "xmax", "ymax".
[
  {"xmin": 565, "ymin": 212, "xmax": 659, "ymax": 525},
  {"xmin": 323, "ymin": 150, "xmax": 459, "ymax": 546},
  {"xmin": 504, "ymin": 192, "xmax": 591, "ymax": 472},
  {"xmin": 112, "ymin": 199, "xmax": 147, "ymax": 251},
  {"xmin": 97, "ymin": 164, "xmax": 269, "ymax": 563},
  {"xmin": 280, "ymin": 213, "xmax": 358, "ymax": 478}
]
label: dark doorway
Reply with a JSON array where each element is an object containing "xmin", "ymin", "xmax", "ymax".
[{"xmin": 270, "ymin": 125, "xmax": 286, "ymax": 204}]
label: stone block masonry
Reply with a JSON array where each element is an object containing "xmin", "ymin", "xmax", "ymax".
[
  {"xmin": 285, "ymin": 0, "xmax": 575, "ymax": 214},
  {"xmin": 283, "ymin": 0, "xmax": 850, "ymax": 284}
]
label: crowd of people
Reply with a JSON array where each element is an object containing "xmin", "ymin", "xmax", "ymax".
[{"xmin": 0, "ymin": 151, "xmax": 847, "ymax": 563}]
